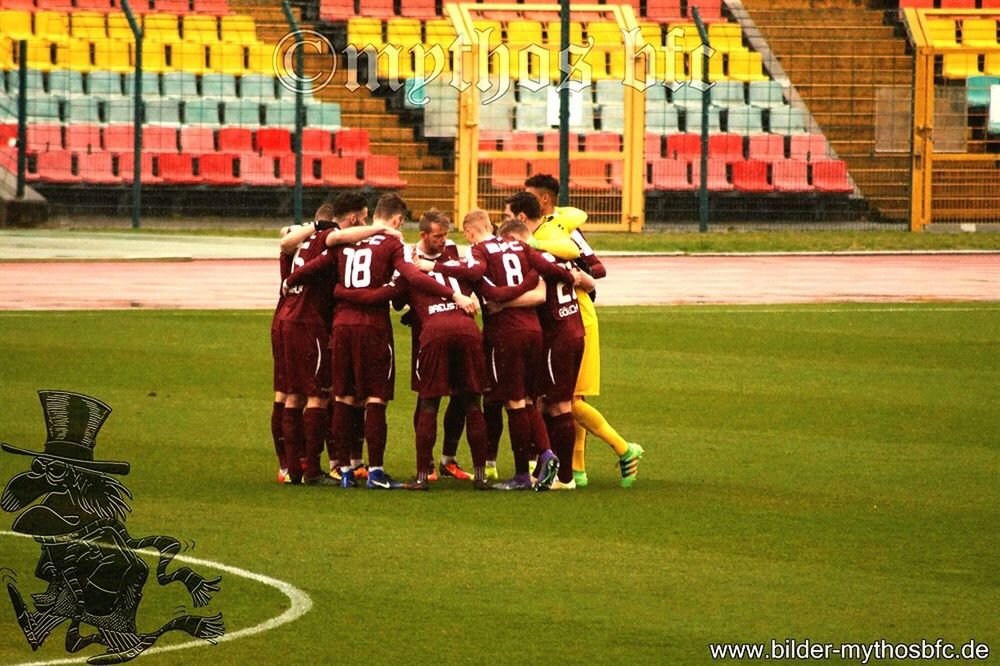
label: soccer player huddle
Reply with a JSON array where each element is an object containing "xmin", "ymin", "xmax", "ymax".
[{"xmin": 269, "ymin": 175, "xmax": 644, "ymax": 491}]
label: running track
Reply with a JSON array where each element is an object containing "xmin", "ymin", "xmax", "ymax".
[{"xmin": 1, "ymin": 255, "xmax": 998, "ymax": 310}]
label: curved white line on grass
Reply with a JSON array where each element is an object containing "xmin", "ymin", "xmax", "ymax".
[{"xmin": 0, "ymin": 530, "xmax": 312, "ymax": 666}]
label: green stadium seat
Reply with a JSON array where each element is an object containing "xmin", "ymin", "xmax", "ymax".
[
  {"xmin": 222, "ymin": 99, "xmax": 261, "ymax": 125},
  {"xmin": 514, "ymin": 105, "xmax": 547, "ymax": 132},
  {"xmin": 645, "ymin": 105, "xmax": 681, "ymax": 134},
  {"xmin": 672, "ymin": 84, "xmax": 713, "ymax": 109},
  {"xmin": 967, "ymin": 76, "xmax": 1000, "ymax": 108},
  {"xmin": 185, "ymin": 99, "xmax": 222, "ymax": 125},
  {"xmin": 124, "ymin": 71, "xmax": 162, "ymax": 98},
  {"xmin": 162, "ymin": 72, "xmax": 198, "ymax": 97},
  {"xmin": 26, "ymin": 95, "xmax": 62, "ymax": 121},
  {"xmin": 711, "ymin": 82, "xmax": 746, "ymax": 108},
  {"xmin": 65, "ymin": 97, "xmax": 101, "ymax": 123},
  {"xmin": 517, "ymin": 82, "xmax": 548, "ymax": 106},
  {"xmin": 727, "ymin": 105, "xmax": 764, "ymax": 135},
  {"xmin": 201, "ymin": 73, "xmax": 238, "ymax": 99},
  {"xmin": 601, "ymin": 104, "xmax": 625, "ymax": 133},
  {"xmin": 749, "ymin": 80, "xmax": 786, "ymax": 109},
  {"xmin": 6, "ymin": 69, "xmax": 45, "ymax": 94},
  {"xmin": 769, "ymin": 106, "xmax": 808, "ymax": 135},
  {"xmin": 104, "ymin": 99, "xmax": 136, "ymax": 124},
  {"xmin": 87, "ymin": 71, "xmax": 123, "ymax": 99},
  {"xmin": 264, "ymin": 100, "xmax": 296, "ymax": 126},
  {"xmin": 305, "ymin": 102, "xmax": 341, "ymax": 129},
  {"xmin": 240, "ymin": 73, "xmax": 277, "ymax": 101},
  {"xmin": 684, "ymin": 106, "xmax": 722, "ymax": 133},
  {"xmin": 145, "ymin": 98, "xmax": 182, "ymax": 124},
  {"xmin": 47, "ymin": 70, "xmax": 85, "ymax": 98}
]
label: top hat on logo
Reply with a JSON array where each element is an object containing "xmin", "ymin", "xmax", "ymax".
[{"xmin": 1, "ymin": 390, "xmax": 130, "ymax": 475}]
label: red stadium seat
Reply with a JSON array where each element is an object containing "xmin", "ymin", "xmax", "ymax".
[
  {"xmin": 191, "ymin": 0, "xmax": 229, "ymax": 14},
  {"xmin": 898, "ymin": 0, "xmax": 934, "ymax": 6},
  {"xmin": 648, "ymin": 158, "xmax": 692, "ymax": 191},
  {"xmin": 66, "ymin": 125, "xmax": 103, "ymax": 152},
  {"xmin": 145, "ymin": 126, "xmax": 179, "ymax": 153},
  {"xmin": 241, "ymin": 154, "xmax": 282, "ymax": 186},
  {"xmin": 158, "ymin": 153, "xmax": 199, "ymax": 184},
  {"xmin": 645, "ymin": 133, "xmax": 663, "ymax": 158},
  {"xmin": 489, "ymin": 159, "xmax": 527, "ymax": 189},
  {"xmin": 77, "ymin": 152, "xmax": 121, "ymax": 184},
  {"xmin": 667, "ymin": 133, "xmax": 701, "ymax": 161},
  {"xmin": 35, "ymin": 0, "xmax": 73, "ymax": 10},
  {"xmin": 363, "ymin": 155, "xmax": 406, "ymax": 188},
  {"xmin": 357, "ymin": 0, "xmax": 394, "ymax": 18},
  {"xmin": 279, "ymin": 154, "xmax": 324, "ymax": 186},
  {"xmin": 398, "ymin": 0, "xmax": 437, "ymax": 19},
  {"xmin": 543, "ymin": 131, "xmax": 578, "ymax": 152},
  {"xmin": 29, "ymin": 151, "xmax": 80, "ymax": 183},
  {"xmin": 940, "ymin": 0, "xmax": 977, "ymax": 7},
  {"xmin": 75, "ymin": 0, "xmax": 116, "ymax": 9},
  {"xmin": 771, "ymin": 159, "xmax": 812, "ymax": 192},
  {"xmin": 156, "ymin": 0, "xmax": 192, "ymax": 13},
  {"xmin": 117, "ymin": 151, "xmax": 161, "ymax": 184},
  {"xmin": 319, "ymin": 155, "xmax": 362, "ymax": 187},
  {"xmin": 748, "ymin": 134, "xmax": 785, "ymax": 162},
  {"xmin": 218, "ymin": 126, "xmax": 253, "ymax": 153},
  {"xmin": 319, "ymin": 0, "xmax": 354, "ymax": 21},
  {"xmin": 570, "ymin": 160, "xmax": 612, "ymax": 190},
  {"xmin": 255, "ymin": 127, "xmax": 291, "ymax": 156},
  {"xmin": 732, "ymin": 159, "xmax": 773, "ymax": 192},
  {"xmin": 103, "ymin": 125, "xmax": 136, "ymax": 153},
  {"xmin": 583, "ymin": 132, "xmax": 620, "ymax": 153},
  {"xmin": 645, "ymin": 0, "xmax": 682, "ymax": 22},
  {"xmin": 505, "ymin": 132, "xmax": 538, "ymax": 152},
  {"xmin": 811, "ymin": 160, "xmax": 852, "ymax": 193},
  {"xmin": 0, "ymin": 0, "xmax": 36, "ymax": 10},
  {"xmin": 301, "ymin": 128, "xmax": 332, "ymax": 155},
  {"xmin": 333, "ymin": 128, "xmax": 369, "ymax": 157},
  {"xmin": 708, "ymin": 133, "xmax": 744, "ymax": 162},
  {"xmin": 180, "ymin": 126, "xmax": 216, "ymax": 154},
  {"xmin": 982, "ymin": 0, "xmax": 1000, "ymax": 8},
  {"xmin": 531, "ymin": 159, "xmax": 559, "ymax": 178},
  {"xmin": 687, "ymin": 0, "xmax": 723, "ymax": 22},
  {"xmin": 690, "ymin": 159, "xmax": 733, "ymax": 191},
  {"xmin": 27, "ymin": 125, "xmax": 63, "ymax": 152},
  {"xmin": 199, "ymin": 153, "xmax": 238, "ymax": 185},
  {"xmin": 789, "ymin": 134, "xmax": 829, "ymax": 161}
]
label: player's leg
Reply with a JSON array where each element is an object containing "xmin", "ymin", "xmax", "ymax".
[
  {"xmin": 572, "ymin": 423, "xmax": 588, "ymax": 487},
  {"xmin": 544, "ymin": 335, "xmax": 584, "ymax": 488},
  {"xmin": 282, "ymin": 393, "xmax": 306, "ymax": 484},
  {"xmin": 359, "ymin": 327, "xmax": 402, "ymax": 489},
  {"xmin": 483, "ymin": 400, "xmax": 503, "ymax": 480},
  {"xmin": 411, "ymin": 396, "xmax": 440, "ymax": 489},
  {"xmin": 524, "ymin": 332, "xmax": 558, "ymax": 490},
  {"xmin": 332, "ymin": 396, "xmax": 359, "ymax": 487},
  {"xmin": 457, "ymin": 394, "xmax": 491, "ymax": 489},
  {"xmin": 302, "ymin": 333, "xmax": 335, "ymax": 486},
  {"xmin": 349, "ymin": 403, "xmax": 367, "ymax": 479},
  {"xmin": 272, "ymin": 392, "xmax": 287, "ymax": 483},
  {"xmin": 330, "ymin": 325, "xmax": 363, "ymax": 488},
  {"xmin": 439, "ymin": 397, "xmax": 471, "ymax": 480}
]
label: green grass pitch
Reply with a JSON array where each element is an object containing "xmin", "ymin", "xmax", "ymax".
[{"xmin": 0, "ymin": 305, "xmax": 997, "ymax": 664}]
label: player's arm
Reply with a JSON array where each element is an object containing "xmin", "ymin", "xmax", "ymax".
[
  {"xmin": 486, "ymin": 279, "xmax": 546, "ymax": 313},
  {"xmin": 570, "ymin": 229, "xmax": 607, "ymax": 279},
  {"xmin": 527, "ymin": 248, "xmax": 576, "ymax": 285},
  {"xmin": 279, "ymin": 223, "xmax": 318, "ymax": 255},
  {"xmin": 393, "ymin": 246, "xmax": 479, "ymax": 315},
  {"xmin": 552, "ymin": 206, "xmax": 589, "ymax": 229},
  {"xmin": 530, "ymin": 234, "xmax": 581, "ymax": 261},
  {"xmin": 475, "ymin": 270, "xmax": 539, "ymax": 304},
  {"xmin": 334, "ymin": 281, "xmax": 402, "ymax": 306},
  {"xmin": 427, "ymin": 245, "xmax": 487, "ymax": 282},
  {"xmin": 284, "ymin": 251, "xmax": 337, "ymax": 289},
  {"xmin": 324, "ymin": 224, "xmax": 401, "ymax": 248}
]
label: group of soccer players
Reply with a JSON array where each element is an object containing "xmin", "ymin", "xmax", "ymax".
[{"xmin": 269, "ymin": 175, "xmax": 644, "ymax": 491}]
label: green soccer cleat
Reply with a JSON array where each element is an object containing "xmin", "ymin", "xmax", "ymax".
[
  {"xmin": 485, "ymin": 465, "xmax": 499, "ymax": 481},
  {"xmin": 573, "ymin": 470, "xmax": 589, "ymax": 488},
  {"xmin": 618, "ymin": 443, "xmax": 644, "ymax": 488}
]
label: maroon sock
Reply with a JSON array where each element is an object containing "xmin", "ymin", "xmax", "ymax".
[
  {"xmin": 351, "ymin": 404, "xmax": 366, "ymax": 462},
  {"xmin": 507, "ymin": 407, "xmax": 532, "ymax": 475},
  {"xmin": 529, "ymin": 407, "xmax": 551, "ymax": 452},
  {"xmin": 365, "ymin": 403, "xmax": 388, "ymax": 468},
  {"xmin": 548, "ymin": 412, "xmax": 575, "ymax": 483},
  {"xmin": 442, "ymin": 397, "xmax": 465, "ymax": 458},
  {"xmin": 325, "ymin": 402, "xmax": 336, "ymax": 466},
  {"xmin": 281, "ymin": 407, "xmax": 305, "ymax": 483},
  {"xmin": 331, "ymin": 401, "xmax": 355, "ymax": 468},
  {"xmin": 485, "ymin": 400, "xmax": 503, "ymax": 461},
  {"xmin": 302, "ymin": 407, "xmax": 327, "ymax": 479},
  {"xmin": 271, "ymin": 401, "xmax": 285, "ymax": 469},
  {"xmin": 464, "ymin": 404, "xmax": 488, "ymax": 468},
  {"xmin": 415, "ymin": 409, "xmax": 437, "ymax": 474}
]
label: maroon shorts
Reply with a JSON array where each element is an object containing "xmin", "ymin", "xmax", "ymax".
[
  {"xmin": 483, "ymin": 329, "xmax": 543, "ymax": 403},
  {"xmin": 409, "ymin": 333, "xmax": 420, "ymax": 392},
  {"xmin": 277, "ymin": 320, "xmax": 331, "ymax": 397},
  {"xmin": 330, "ymin": 324, "xmax": 395, "ymax": 401},
  {"xmin": 271, "ymin": 318, "xmax": 285, "ymax": 393},
  {"xmin": 416, "ymin": 333, "xmax": 486, "ymax": 399},
  {"xmin": 541, "ymin": 333, "xmax": 584, "ymax": 403}
]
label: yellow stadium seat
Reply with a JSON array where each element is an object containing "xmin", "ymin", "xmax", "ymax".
[
  {"xmin": 93, "ymin": 39, "xmax": 131, "ymax": 72},
  {"xmin": 986, "ymin": 52, "xmax": 1000, "ymax": 76},
  {"xmin": 347, "ymin": 18, "xmax": 383, "ymax": 49},
  {"xmin": 546, "ymin": 20, "xmax": 583, "ymax": 46},
  {"xmin": 708, "ymin": 22, "xmax": 743, "ymax": 53},
  {"xmin": 0, "ymin": 10, "xmax": 33, "ymax": 41},
  {"xmin": 144, "ymin": 14, "xmax": 182, "ymax": 44},
  {"xmin": 639, "ymin": 22, "xmax": 662, "ymax": 47},
  {"xmin": 173, "ymin": 41, "xmax": 208, "ymax": 73},
  {"xmin": 689, "ymin": 48, "xmax": 728, "ymax": 81},
  {"xmin": 207, "ymin": 40, "xmax": 245, "ymax": 74},
  {"xmin": 72, "ymin": 12, "xmax": 106, "ymax": 41},
  {"xmin": 245, "ymin": 42, "xmax": 274, "ymax": 73},
  {"xmin": 609, "ymin": 48, "xmax": 678, "ymax": 81},
  {"xmin": 961, "ymin": 19, "xmax": 998, "ymax": 48},
  {"xmin": 107, "ymin": 14, "xmax": 136, "ymax": 43},
  {"xmin": 184, "ymin": 16, "xmax": 220, "ymax": 44},
  {"xmin": 578, "ymin": 46, "xmax": 611, "ymax": 79},
  {"xmin": 586, "ymin": 21, "xmax": 621, "ymax": 48},
  {"xmin": 424, "ymin": 18, "xmax": 456, "ymax": 45},
  {"xmin": 926, "ymin": 19, "xmax": 959, "ymax": 47},
  {"xmin": 221, "ymin": 15, "xmax": 259, "ymax": 46},
  {"xmin": 54, "ymin": 37, "xmax": 93, "ymax": 71},
  {"xmin": 506, "ymin": 19, "xmax": 543, "ymax": 46},
  {"xmin": 386, "ymin": 18, "xmax": 422, "ymax": 49},
  {"xmin": 137, "ymin": 40, "xmax": 169, "ymax": 72},
  {"xmin": 727, "ymin": 50, "xmax": 767, "ymax": 82},
  {"xmin": 25, "ymin": 39, "xmax": 54, "ymax": 71},
  {"xmin": 942, "ymin": 52, "xmax": 981, "ymax": 78},
  {"xmin": 0, "ymin": 38, "xmax": 14, "ymax": 68},
  {"xmin": 34, "ymin": 11, "xmax": 70, "ymax": 42},
  {"xmin": 667, "ymin": 23, "xmax": 703, "ymax": 52},
  {"xmin": 472, "ymin": 20, "xmax": 503, "ymax": 48}
]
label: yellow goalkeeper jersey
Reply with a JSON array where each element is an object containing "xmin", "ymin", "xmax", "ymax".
[{"xmin": 533, "ymin": 207, "xmax": 599, "ymax": 329}]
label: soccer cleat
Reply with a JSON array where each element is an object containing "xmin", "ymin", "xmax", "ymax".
[
  {"xmin": 473, "ymin": 478, "xmax": 494, "ymax": 491},
  {"xmin": 366, "ymin": 469, "xmax": 404, "ymax": 490},
  {"xmin": 404, "ymin": 478, "xmax": 430, "ymax": 491},
  {"xmin": 485, "ymin": 465, "xmax": 499, "ymax": 481},
  {"xmin": 277, "ymin": 468, "xmax": 290, "ymax": 484},
  {"xmin": 427, "ymin": 464, "xmax": 439, "ymax": 483},
  {"xmin": 533, "ymin": 450, "xmax": 560, "ymax": 492},
  {"xmin": 304, "ymin": 473, "xmax": 339, "ymax": 487},
  {"xmin": 551, "ymin": 478, "xmax": 577, "ymax": 491},
  {"xmin": 352, "ymin": 464, "xmax": 369, "ymax": 480},
  {"xmin": 328, "ymin": 467, "xmax": 343, "ymax": 482},
  {"xmin": 493, "ymin": 474, "xmax": 534, "ymax": 491},
  {"xmin": 618, "ymin": 443, "xmax": 645, "ymax": 488},
  {"xmin": 573, "ymin": 470, "xmax": 589, "ymax": 488},
  {"xmin": 339, "ymin": 469, "xmax": 357, "ymax": 489},
  {"xmin": 439, "ymin": 461, "xmax": 472, "ymax": 480},
  {"xmin": 527, "ymin": 459, "xmax": 537, "ymax": 475}
]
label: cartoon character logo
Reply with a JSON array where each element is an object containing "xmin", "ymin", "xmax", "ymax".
[{"xmin": 1, "ymin": 391, "xmax": 224, "ymax": 665}]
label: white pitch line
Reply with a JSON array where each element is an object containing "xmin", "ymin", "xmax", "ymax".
[{"xmin": 1, "ymin": 530, "xmax": 313, "ymax": 666}]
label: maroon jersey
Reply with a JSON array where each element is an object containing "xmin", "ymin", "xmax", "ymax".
[
  {"xmin": 407, "ymin": 239, "xmax": 462, "ymax": 342},
  {"xmin": 533, "ymin": 251, "xmax": 584, "ymax": 340},
  {"xmin": 402, "ymin": 262, "xmax": 480, "ymax": 345},
  {"xmin": 436, "ymin": 236, "xmax": 541, "ymax": 336},
  {"xmin": 277, "ymin": 227, "xmax": 337, "ymax": 329},
  {"xmin": 330, "ymin": 232, "xmax": 455, "ymax": 331}
]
